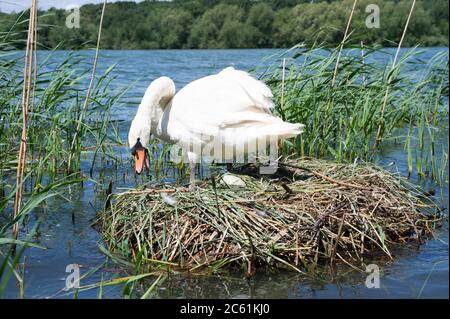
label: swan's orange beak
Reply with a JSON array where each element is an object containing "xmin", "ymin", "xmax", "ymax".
[
  {"xmin": 131, "ymin": 138, "xmax": 150, "ymax": 175},
  {"xmin": 134, "ymin": 148, "xmax": 149, "ymax": 175}
]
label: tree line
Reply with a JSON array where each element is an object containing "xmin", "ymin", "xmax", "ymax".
[{"xmin": 0, "ymin": 0, "xmax": 448, "ymax": 49}]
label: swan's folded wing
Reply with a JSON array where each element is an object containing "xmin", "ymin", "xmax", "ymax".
[
  {"xmin": 171, "ymin": 109, "xmax": 303, "ymax": 145},
  {"xmin": 218, "ymin": 67, "xmax": 274, "ymax": 113},
  {"xmin": 168, "ymin": 67, "xmax": 302, "ymax": 143}
]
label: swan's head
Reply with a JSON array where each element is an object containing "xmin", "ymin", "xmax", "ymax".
[
  {"xmin": 129, "ymin": 137, "xmax": 150, "ymax": 175},
  {"xmin": 128, "ymin": 102, "xmax": 151, "ymax": 175}
]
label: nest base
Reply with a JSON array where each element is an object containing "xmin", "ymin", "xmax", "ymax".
[{"xmin": 96, "ymin": 158, "xmax": 440, "ymax": 273}]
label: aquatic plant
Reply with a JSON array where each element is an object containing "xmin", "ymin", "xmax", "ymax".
[
  {"xmin": 0, "ymin": 0, "xmax": 123, "ymax": 297},
  {"xmin": 0, "ymin": 175, "xmax": 81, "ymax": 298},
  {"xmin": 262, "ymin": 45, "xmax": 448, "ymax": 182},
  {"xmin": 0, "ymin": 26, "xmax": 124, "ymax": 188}
]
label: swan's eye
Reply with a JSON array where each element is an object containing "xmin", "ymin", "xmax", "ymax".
[{"xmin": 130, "ymin": 138, "xmax": 143, "ymax": 156}]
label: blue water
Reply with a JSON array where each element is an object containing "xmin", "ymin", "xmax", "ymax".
[{"xmin": 2, "ymin": 48, "xmax": 448, "ymax": 299}]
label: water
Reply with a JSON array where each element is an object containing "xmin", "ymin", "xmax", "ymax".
[{"xmin": 2, "ymin": 48, "xmax": 449, "ymax": 299}]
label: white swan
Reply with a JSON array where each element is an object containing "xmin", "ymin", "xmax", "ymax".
[{"xmin": 128, "ymin": 67, "xmax": 304, "ymax": 189}]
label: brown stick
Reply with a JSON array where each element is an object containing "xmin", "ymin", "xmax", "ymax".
[
  {"xmin": 281, "ymin": 59, "xmax": 286, "ymax": 114},
  {"xmin": 117, "ymin": 189, "xmax": 179, "ymax": 196},
  {"xmin": 28, "ymin": 4, "xmax": 38, "ymax": 125},
  {"xmin": 279, "ymin": 162, "xmax": 372, "ymax": 191},
  {"xmin": 330, "ymin": 212, "xmax": 347, "ymax": 265},
  {"xmin": 12, "ymin": 0, "xmax": 37, "ymax": 242}
]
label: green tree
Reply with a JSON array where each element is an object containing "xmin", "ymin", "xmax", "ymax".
[
  {"xmin": 0, "ymin": 0, "xmax": 447, "ymax": 49},
  {"xmin": 246, "ymin": 3, "xmax": 275, "ymax": 47},
  {"xmin": 160, "ymin": 9, "xmax": 193, "ymax": 49},
  {"xmin": 188, "ymin": 4, "xmax": 245, "ymax": 48}
]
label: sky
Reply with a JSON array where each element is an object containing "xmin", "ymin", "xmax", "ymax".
[{"xmin": 0, "ymin": 0, "xmax": 143, "ymax": 13}]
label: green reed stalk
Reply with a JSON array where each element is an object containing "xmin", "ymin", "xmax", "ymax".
[
  {"xmin": 331, "ymin": 0, "xmax": 357, "ymax": 87},
  {"xmin": 374, "ymin": 0, "xmax": 416, "ymax": 145},
  {"xmin": 67, "ymin": 0, "xmax": 107, "ymax": 173}
]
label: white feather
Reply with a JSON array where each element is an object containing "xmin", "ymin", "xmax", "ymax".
[
  {"xmin": 220, "ymin": 174, "xmax": 246, "ymax": 187},
  {"xmin": 160, "ymin": 192, "xmax": 177, "ymax": 206}
]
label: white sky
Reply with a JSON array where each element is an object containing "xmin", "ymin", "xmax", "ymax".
[{"xmin": 0, "ymin": 0, "xmax": 144, "ymax": 13}]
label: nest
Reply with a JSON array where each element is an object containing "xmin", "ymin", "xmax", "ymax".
[{"xmin": 96, "ymin": 158, "xmax": 441, "ymax": 274}]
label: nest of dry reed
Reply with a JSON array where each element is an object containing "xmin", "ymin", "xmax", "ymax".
[{"xmin": 96, "ymin": 158, "xmax": 441, "ymax": 274}]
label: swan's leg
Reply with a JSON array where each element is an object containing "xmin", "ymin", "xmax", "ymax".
[{"xmin": 187, "ymin": 152, "xmax": 197, "ymax": 191}]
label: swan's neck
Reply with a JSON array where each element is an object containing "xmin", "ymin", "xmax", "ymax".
[
  {"xmin": 138, "ymin": 88, "xmax": 171, "ymax": 133},
  {"xmin": 129, "ymin": 77, "xmax": 175, "ymax": 148}
]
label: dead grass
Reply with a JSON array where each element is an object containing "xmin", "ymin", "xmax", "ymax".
[{"xmin": 96, "ymin": 158, "xmax": 442, "ymax": 274}]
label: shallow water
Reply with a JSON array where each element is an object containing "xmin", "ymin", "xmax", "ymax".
[{"xmin": 2, "ymin": 48, "xmax": 449, "ymax": 299}]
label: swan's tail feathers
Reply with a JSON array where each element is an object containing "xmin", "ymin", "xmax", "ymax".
[
  {"xmin": 259, "ymin": 122, "xmax": 305, "ymax": 140},
  {"xmin": 276, "ymin": 122, "xmax": 305, "ymax": 139},
  {"xmin": 220, "ymin": 121, "xmax": 304, "ymax": 147},
  {"xmin": 216, "ymin": 112, "xmax": 305, "ymax": 141}
]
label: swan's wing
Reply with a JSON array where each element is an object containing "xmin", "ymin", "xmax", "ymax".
[
  {"xmin": 217, "ymin": 66, "xmax": 274, "ymax": 113},
  {"xmin": 165, "ymin": 67, "xmax": 303, "ymax": 145}
]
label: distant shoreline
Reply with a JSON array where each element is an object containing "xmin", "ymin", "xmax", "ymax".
[
  {"xmin": 1, "ymin": 0, "xmax": 448, "ymax": 50},
  {"xmin": 5, "ymin": 46, "xmax": 449, "ymax": 52}
]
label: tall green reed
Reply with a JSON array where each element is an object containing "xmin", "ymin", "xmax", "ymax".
[
  {"xmin": 1, "ymin": 47, "xmax": 124, "ymax": 189},
  {"xmin": 263, "ymin": 45, "xmax": 448, "ymax": 182},
  {"xmin": 0, "ymin": 174, "xmax": 81, "ymax": 298},
  {"xmin": 0, "ymin": 5, "xmax": 124, "ymax": 297}
]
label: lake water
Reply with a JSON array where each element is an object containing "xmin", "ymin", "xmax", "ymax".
[{"xmin": 2, "ymin": 48, "xmax": 449, "ymax": 299}]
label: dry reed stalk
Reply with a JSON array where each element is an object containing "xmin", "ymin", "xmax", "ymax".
[
  {"xmin": 277, "ymin": 58, "xmax": 287, "ymax": 153},
  {"xmin": 28, "ymin": 7, "xmax": 38, "ymax": 125},
  {"xmin": 331, "ymin": 0, "xmax": 358, "ymax": 87},
  {"xmin": 67, "ymin": 0, "xmax": 107, "ymax": 172},
  {"xmin": 360, "ymin": 41, "xmax": 366, "ymax": 86},
  {"xmin": 281, "ymin": 58, "xmax": 286, "ymax": 114},
  {"xmin": 12, "ymin": 0, "xmax": 37, "ymax": 241},
  {"xmin": 374, "ymin": 0, "xmax": 416, "ymax": 145},
  {"xmin": 278, "ymin": 162, "xmax": 372, "ymax": 191}
]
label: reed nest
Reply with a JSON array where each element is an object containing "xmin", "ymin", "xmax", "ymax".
[{"xmin": 96, "ymin": 158, "xmax": 440, "ymax": 273}]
